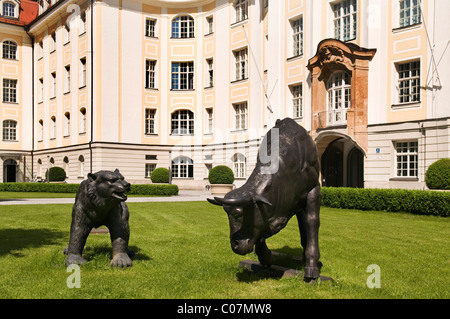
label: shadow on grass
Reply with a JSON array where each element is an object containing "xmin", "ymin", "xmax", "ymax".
[
  {"xmin": 0, "ymin": 228, "xmax": 65, "ymax": 257},
  {"xmin": 82, "ymin": 243, "xmax": 152, "ymax": 263},
  {"xmin": 236, "ymin": 245, "xmax": 323, "ymax": 283}
]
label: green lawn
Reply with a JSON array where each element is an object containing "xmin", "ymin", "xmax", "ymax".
[{"xmin": 0, "ymin": 201, "xmax": 448, "ymax": 299}]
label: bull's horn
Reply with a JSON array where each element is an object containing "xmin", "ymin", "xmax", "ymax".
[
  {"xmin": 213, "ymin": 194, "xmax": 253, "ymax": 206},
  {"xmin": 207, "ymin": 198, "xmax": 223, "ymax": 206}
]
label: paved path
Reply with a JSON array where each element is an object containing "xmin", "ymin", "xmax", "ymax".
[{"xmin": 0, "ymin": 190, "xmax": 212, "ymax": 205}]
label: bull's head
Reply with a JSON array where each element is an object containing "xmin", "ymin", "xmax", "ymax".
[{"xmin": 208, "ymin": 194, "xmax": 272, "ymax": 255}]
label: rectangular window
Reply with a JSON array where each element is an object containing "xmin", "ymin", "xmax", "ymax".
[
  {"xmin": 234, "ymin": 48, "xmax": 248, "ymax": 81},
  {"xmin": 80, "ymin": 11, "xmax": 87, "ymax": 35},
  {"xmin": 2, "ymin": 120, "xmax": 17, "ymax": 141},
  {"xmin": 233, "ymin": 102, "xmax": 248, "ymax": 131},
  {"xmin": 50, "ymin": 32, "xmax": 56, "ymax": 52},
  {"xmin": 38, "ymin": 78, "xmax": 43, "ymax": 102},
  {"xmin": 146, "ymin": 60, "xmax": 156, "ymax": 89},
  {"xmin": 64, "ymin": 24, "xmax": 70, "ymax": 44},
  {"xmin": 235, "ymin": 0, "xmax": 249, "ymax": 23},
  {"xmin": 145, "ymin": 163, "xmax": 156, "ymax": 178},
  {"xmin": 292, "ymin": 18, "xmax": 303, "ymax": 56},
  {"xmin": 400, "ymin": 0, "xmax": 421, "ymax": 27},
  {"xmin": 64, "ymin": 65, "xmax": 71, "ymax": 93},
  {"xmin": 206, "ymin": 16, "xmax": 214, "ymax": 34},
  {"xmin": 3, "ymin": 79, "xmax": 17, "ymax": 103},
  {"xmin": 206, "ymin": 59, "xmax": 213, "ymax": 87},
  {"xmin": 145, "ymin": 108, "xmax": 156, "ymax": 134},
  {"xmin": 79, "ymin": 57, "xmax": 86, "ymax": 88},
  {"xmin": 171, "ymin": 62, "xmax": 194, "ymax": 90},
  {"xmin": 395, "ymin": 141, "xmax": 418, "ymax": 177},
  {"xmin": 50, "ymin": 72, "xmax": 56, "ymax": 98},
  {"xmin": 333, "ymin": 0, "xmax": 357, "ymax": 42},
  {"xmin": 292, "ymin": 84, "xmax": 303, "ymax": 118},
  {"xmin": 205, "ymin": 108, "xmax": 213, "ymax": 134},
  {"xmin": 146, "ymin": 18, "xmax": 156, "ymax": 37},
  {"xmin": 398, "ymin": 61, "xmax": 420, "ymax": 104}
]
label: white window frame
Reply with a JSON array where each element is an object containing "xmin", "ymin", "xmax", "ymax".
[
  {"xmin": 290, "ymin": 17, "xmax": 303, "ymax": 57},
  {"xmin": 171, "ymin": 62, "xmax": 194, "ymax": 90},
  {"xmin": 291, "ymin": 84, "xmax": 303, "ymax": 119},
  {"xmin": 233, "ymin": 153, "xmax": 246, "ymax": 178},
  {"xmin": 171, "ymin": 109, "xmax": 194, "ymax": 136},
  {"xmin": 50, "ymin": 72, "xmax": 56, "ymax": 98},
  {"xmin": 50, "ymin": 31, "xmax": 56, "ymax": 52},
  {"xmin": 233, "ymin": 102, "xmax": 248, "ymax": 131},
  {"xmin": 396, "ymin": 60, "xmax": 420, "ymax": 105},
  {"xmin": 146, "ymin": 60, "xmax": 156, "ymax": 89},
  {"xmin": 63, "ymin": 23, "xmax": 70, "ymax": 44},
  {"xmin": 327, "ymin": 71, "xmax": 351, "ymax": 126},
  {"xmin": 64, "ymin": 65, "xmax": 71, "ymax": 94},
  {"xmin": 145, "ymin": 163, "xmax": 156, "ymax": 178},
  {"xmin": 206, "ymin": 58, "xmax": 214, "ymax": 88},
  {"xmin": 205, "ymin": 15, "xmax": 214, "ymax": 35},
  {"xmin": 2, "ymin": 119, "xmax": 17, "ymax": 141},
  {"xmin": 234, "ymin": 0, "xmax": 249, "ymax": 23},
  {"xmin": 205, "ymin": 107, "xmax": 213, "ymax": 134},
  {"xmin": 79, "ymin": 107, "xmax": 86, "ymax": 134},
  {"xmin": 332, "ymin": 0, "xmax": 357, "ymax": 42},
  {"xmin": 50, "ymin": 116, "xmax": 56, "ymax": 140},
  {"xmin": 2, "ymin": 40, "xmax": 17, "ymax": 60},
  {"xmin": 38, "ymin": 78, "xmax": 44, "ymax": 102},
  {"xmin": 2, "ymin": 2, "xmax": 16, "ymax": 18},
  {"xmin": 172, "ymin": 156, "xmax": 194, "ymax": 179},
  {"xmin": 399, "ymin": 0, "xmax": 421, "ymax": 28},
  {"xmin": 395, "ymin": 141, "xmax": 418, "ymax": 178},
  {"xmin": 233, "ymin": 47, "xmax": 248, "ymax": 81},
  {"xmin": 80, "ymin": 11, "xmax": 87, "ymax": 35},
  {"xmin": 145, "ymin": 108, "xmax": 157, "ymax": 135},
  {"xmin": 38, "ymin": 119, "xmax": 44, "ymax": 141},
  {"xmin": 64, "ymin": 112, "xmax": 70, "ymax": 137},
  {"xmin": 3, "ymin": 78, "xmax": 17, "ymax": 103},
  {"xmin": 171, "ymin": 15, "xmax": 194, "ymax": 39},
  {"xmin": 145, "ymin": 18, "xmax": 157, "ymax": 37},
  {"xmin": 79, "ymin": 57, "xmax": 86, "ymax": 88}
]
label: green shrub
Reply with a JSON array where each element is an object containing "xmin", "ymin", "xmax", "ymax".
[
  {"xmin": 425, "ymin": 158, "xmax": 450, "ymax": 190},
  {"xmin": 0, "ymin": 183, "xmax": 178, "ymax": 196},
  {"xmin": 321, "ymin": 187, "xmax": 449, "ymax": 217},
  {"xmin": 45, "ymin": 166, "xmax": 66, "ymax": 182},
  {"xmin": 208, "ymin": 165, "xmax": 234, "ymax": 184},
  {"xmin": 150, "ymin": 168, "xmax": 170, "ymax": 184}
]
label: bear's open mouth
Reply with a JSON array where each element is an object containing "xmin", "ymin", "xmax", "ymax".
[{"xmin": 112, "ymin": 191, "xmax": 128, "ymax": 201}]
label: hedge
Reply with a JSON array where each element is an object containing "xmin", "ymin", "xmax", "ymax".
[
  {"xmin": 321, "ymin": 187, "xmax": 449, "ymax": 217},
  {"xmin": 208, "ymin": 165, "xmax": 235, "ymax": 184},
  {"xmin": 425, "ymin": 158, "xmax": 450, "ymax": 190},
  {"xmin": 0, "ymin": 183, "xmax": 179, "ymax": 197},
  {"xmin": 150, "ymin": 168, "xmax": 170, "ymax": 184}
]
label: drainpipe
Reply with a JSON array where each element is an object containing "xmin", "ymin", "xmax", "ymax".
[
  {"xmin": 89, "ymin": 0, "xmax": 94, "ymax": 174},
  {"xmin": 26, "ymin": 29, "xmax": 35, "ymax": 182}
]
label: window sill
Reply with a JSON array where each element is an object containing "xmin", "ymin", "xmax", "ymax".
[
  {"xmin": 145, "ymin": 87, "xmax": 159, "ymax": 91},
  {"xmin": 79, "ymin": 85, "xmax": 87, "ymax": 90},
  {"xmin": 145, "ymin": 36, "xmax": 159, "ymax": 39},
  {"xmin": 170, "ymin": 89, "xmax": 195, "ymax": 92},
  {"xmin": 392, "ymin": 22, "xmax": 422, "ymax": 34},
  {"xmin": 231, "ymin": 18, "xmax": 248, "ymax": 28},
  {"xmin": 230, "ymin": 129, "xmax": 248, "ymax": 134},
  {"xmin": 144, "ymin": 133, "xmax": 158, "ymax": 137},
  {"xmin": 2, "ymin": 101, "xmax": 18, "ymax": 105},
  {"xmin": 287, "ymin": 54, "xmax": 303, "ymax": 62},
  {"xmin": 231, "ymin": 78, "xmax": 248, "ymax": 84},
  {"xmin": 389, "ymin": 177, "xmax": 419, "ymax": 182},
  {"xmin": 2, "ymin": 139, "xmax": 18, "ymax": 143},
  {"xmin": 2, "ymin": 58, "xmax": 19, "ymax": 62},
  {"xmin": 204, "ymin": 86, "xmax": 214, "ymax": 90},
  {"xmin": 204, "ymin": 32, "xmax": 214, "ymax": 37},
  {"xmin": 170, "ymin": 134, "xmax": 195, "ymax": 137},
  {"xmin": 391, "ymin": 101, "xmax": 421, "ymax": 110}
]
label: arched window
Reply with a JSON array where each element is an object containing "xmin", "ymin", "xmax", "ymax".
[
  {"xmin": 326, "ymin": 71, "xmax": 351, "ymax": 126},
  {"xmin": 50, "ymin": 116, "xmax": 56, "ymax": 139},
  {"xmin": 2, "ymin": 40, "xmax": 17, "ymax": 60},
  {"xmin": 172, "ymin": 15, "xmax": 194, "ymax": 38},
  {"xmin": 2, "ymin": 120, "xmax": 17, "ymax": 141},
  {"xmin": 172, "ymin": 156, "xmax": 193, "ymax": 178},
  {"xmin": 79, "ymin": 107, "xmax": 86, "ymax": 134},
  {"xmin": 233, "ymin": 153, "xmax": 246, "ymax": 178},
  {"xmin": 38, "ymin": 119, "xmax": 44, "ymax": 141},
  {"xmin": 171, "ymin": 110, "xmax": 194, "ymax": 135},
  {"xmin": 3, "ymin": 2, "xmax": 15, "ymax": 17},
  {"xmin": 37, "ymin": 159, "xmax": 43, "ymax": 178},
  {"xmin": 63, "ymin": 156, "xmax": 69, "ymax": 178},
  {"xmin": 78, "ymin": 155, "xmax": 85, "ymax": 177},
  {"xmin": 64, "ymin": 112, "xmax": 71, "ymax": 137}
]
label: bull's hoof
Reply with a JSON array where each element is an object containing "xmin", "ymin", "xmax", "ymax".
[
  {"xmin": 304, "ymin": 266, "xmax": 320, "ymax": 281},
  {"xmin": 110, "ymin": 253, "xmax": 132, "ymax": 268},
  {"xmin": 65, "ymin": 254, "xmax": 87, "ymax": 266}
]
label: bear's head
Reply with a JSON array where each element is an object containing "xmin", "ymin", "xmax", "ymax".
[{"xmin": 87, "ymin": 169, "xmax": 131, "ymax": 205}]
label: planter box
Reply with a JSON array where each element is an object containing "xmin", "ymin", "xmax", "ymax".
[{"xmin": 210, "ymin": 184, "xmax": 234, "ymax": 196}]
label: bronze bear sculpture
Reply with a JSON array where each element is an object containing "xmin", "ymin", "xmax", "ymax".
[
  {"xmin": 64, "ymin": 169, "xmax": 134, "ymax": 267},
  {"xmin": 208, "ymin": 118, "xmax": 321, "ymax": 280}
]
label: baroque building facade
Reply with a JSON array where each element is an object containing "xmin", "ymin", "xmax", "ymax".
[{"xmin": 0, "ymin": 0, "xmax": 449, "ymax": 190}]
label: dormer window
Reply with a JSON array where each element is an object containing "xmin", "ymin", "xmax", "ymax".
[{"xmin": 3, "ymin": 2, "xmax": 15, "ymax": 18}]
